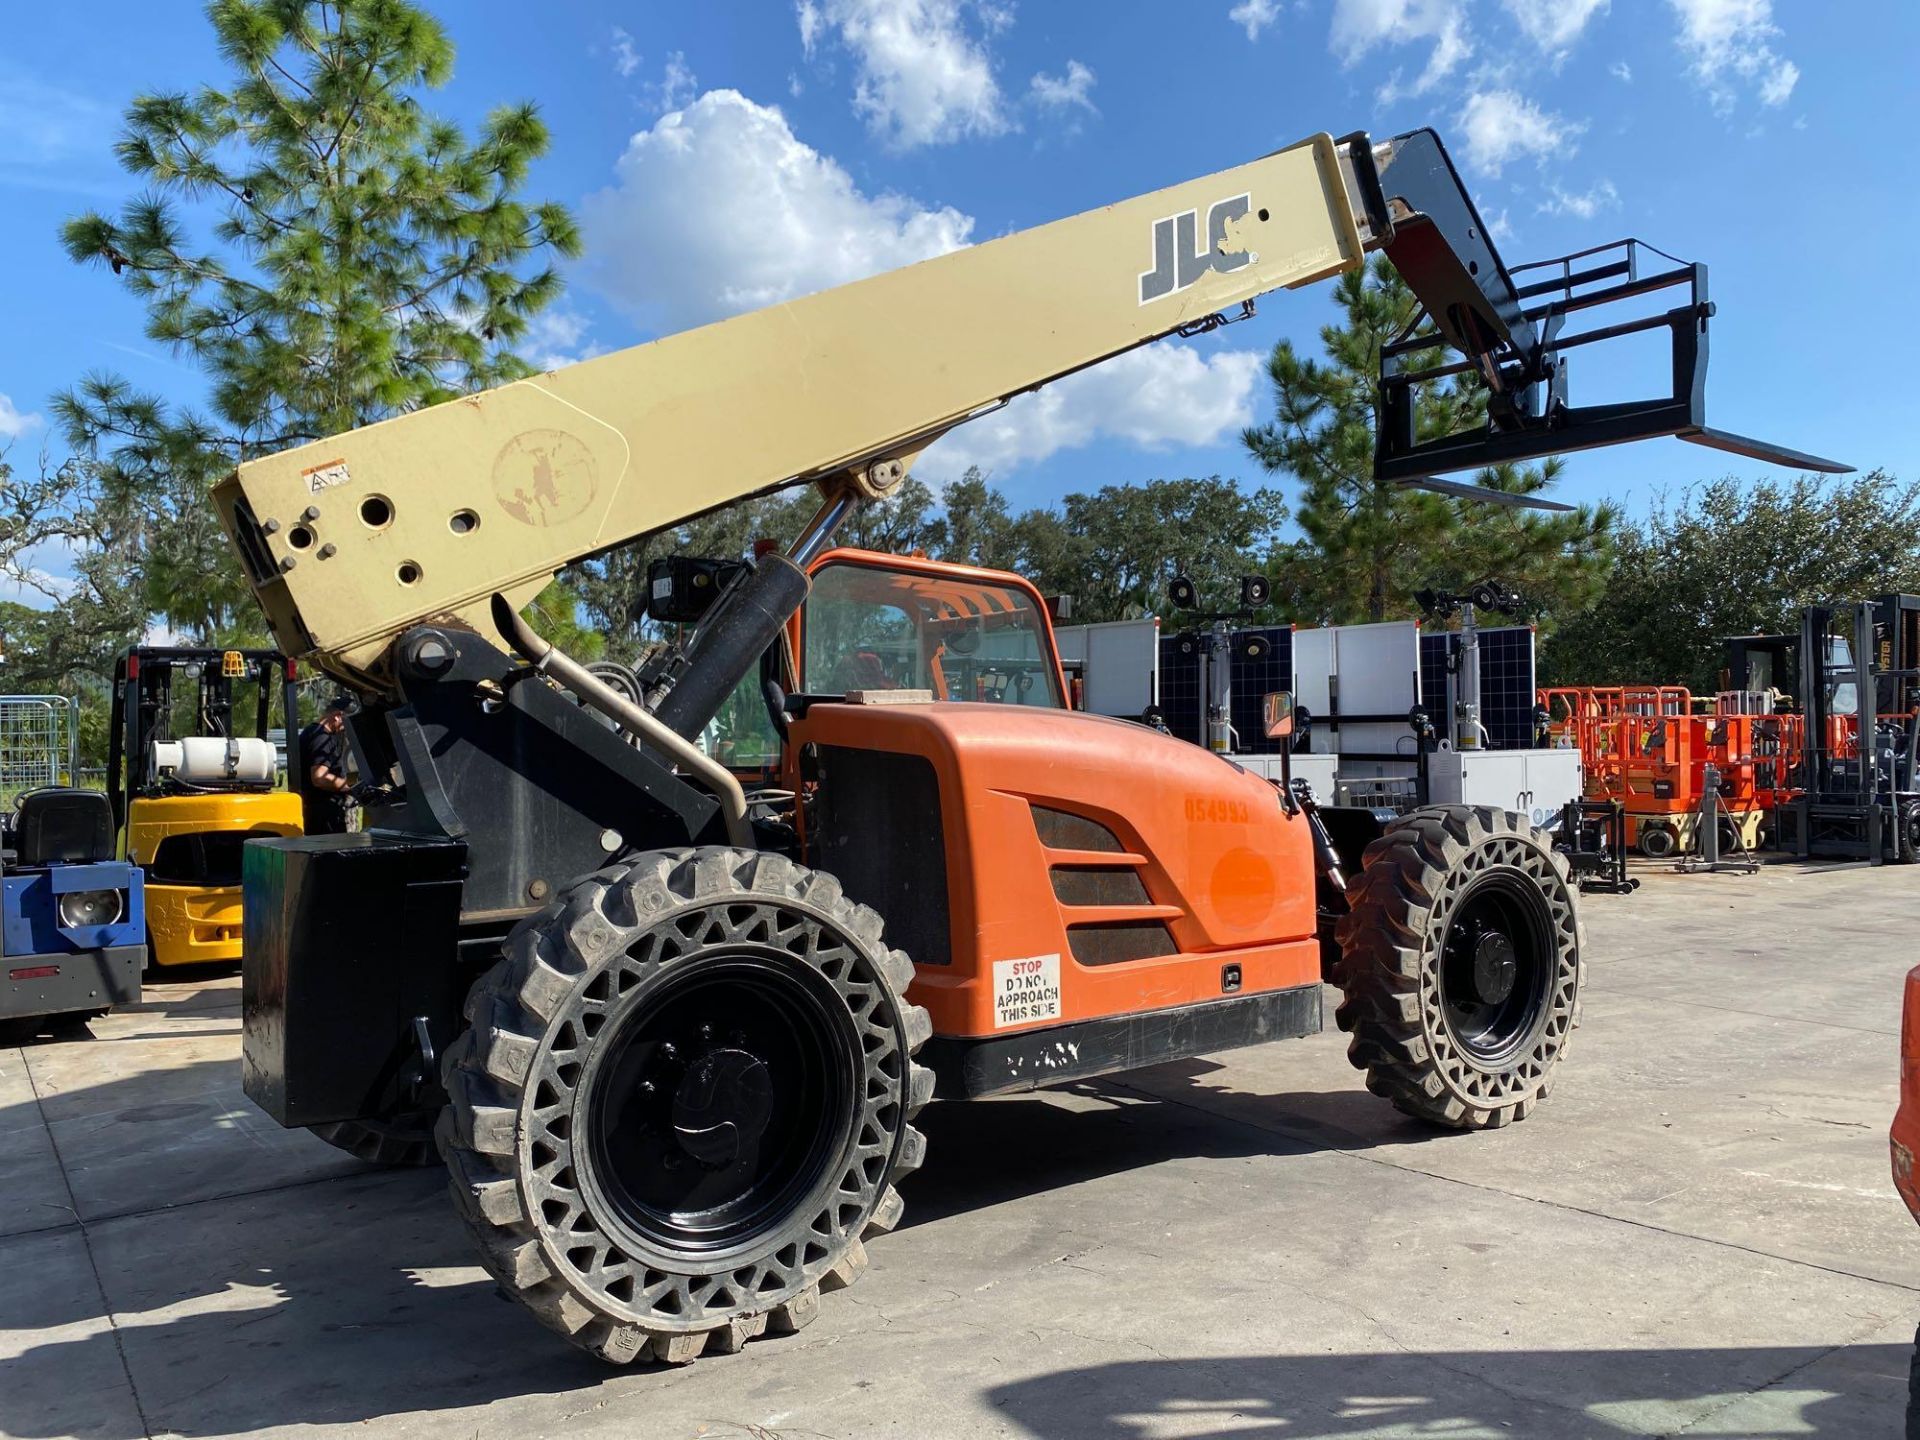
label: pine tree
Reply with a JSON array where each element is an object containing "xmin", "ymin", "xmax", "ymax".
[
  {"xmin": 1243, "ymin": 255, "xmax": 1616, "ymax": 626},
  {"xmin": 54, "ymin": 0, "xmax": 581, "ymax": 638}
]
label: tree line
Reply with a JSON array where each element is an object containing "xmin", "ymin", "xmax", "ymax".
[{"xmin": 0, "ymin": 0, "xmax": 1909, "ymax": 772}]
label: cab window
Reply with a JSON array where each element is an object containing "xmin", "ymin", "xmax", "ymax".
[
  {"xmin": 803, "ymin": 561, "xmax": 1063, "ymax": 708},
  {"xmin": 704, "ymin": 673, "xmax": 783, "ymax": 771}
]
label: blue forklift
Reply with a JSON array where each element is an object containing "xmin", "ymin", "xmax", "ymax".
[{"xmin": 1, "ymin": 787, "xmax": 146, "ymax": 1026}]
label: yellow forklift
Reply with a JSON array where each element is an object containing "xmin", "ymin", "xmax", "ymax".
[{"xmin": 107, "ymin": 647, "xmax": 304, "ymax": 968}]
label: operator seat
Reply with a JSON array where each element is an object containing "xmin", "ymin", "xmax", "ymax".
[{"xmin": 16, "ymin": 788, "xmax": 116, "ymax": 866}]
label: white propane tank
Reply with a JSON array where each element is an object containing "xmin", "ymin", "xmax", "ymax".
[{"xmin": 152, "ymin": 735, "xmax": 277, "ymax": 786}]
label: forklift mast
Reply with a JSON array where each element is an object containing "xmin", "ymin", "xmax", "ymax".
[
  {"xmin": 1772, "ymin": 596, "xmax": 1920, "ymax": 861},
  {"xmin": 106, "ymin": 647, "xmax": 300, "ymax": 833}
]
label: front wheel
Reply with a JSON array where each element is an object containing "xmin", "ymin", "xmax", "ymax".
[
  {"xmin": 439, "ymin": 848, "xmax": 931, "ymax": 1365},
  {"xmin": 1333, "ymin": 805, "xmax": 1583, "ymax": 1129}
]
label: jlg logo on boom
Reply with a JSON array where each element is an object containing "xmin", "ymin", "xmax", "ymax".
[{"xmin": 1139, "ymin": 194, "xmax": 1253, "ymax": 305}]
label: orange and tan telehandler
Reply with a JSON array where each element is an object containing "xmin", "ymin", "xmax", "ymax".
[{"xmin": 215, "ymin": 126, "xmax": 1843, "ymax": 1364}]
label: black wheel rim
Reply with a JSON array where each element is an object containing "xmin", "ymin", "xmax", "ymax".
[
  {"xmin": 582, "ymin": 954, "xmax": 859, "ymax": 1263},
  {"xmin": 1438, "ymin": 869, "xmax": 1555, "ymax": 1067}
]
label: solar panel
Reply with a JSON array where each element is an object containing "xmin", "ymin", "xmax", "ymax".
[
  {"xmin": 1419, "ymin": 631, "xmax": 1451, "ymax": 721},
  {"xmin": 1417, "ymin": 625, "xmax": 1537, "ymax": 749},
  {"xmin": 1477, "ymin": 625, "xmax": 1538, "ymax": 749},
  {"xmin": 1229, "ymin": 626, "xmax": 1293, "ymax": 754},
  {"xmin": 1157, "ymin": 632, "xmax": 1202, "ymax": 745}
]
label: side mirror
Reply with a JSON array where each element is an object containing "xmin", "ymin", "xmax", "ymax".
[{"xmin": 1262, "ymin": 691, "xmax": 1294, "ymax": 740}]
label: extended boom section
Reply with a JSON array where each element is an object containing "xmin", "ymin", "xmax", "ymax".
[{"xmin": 216, "ymin": 134, "xmax": 1370, "ymax": 678}]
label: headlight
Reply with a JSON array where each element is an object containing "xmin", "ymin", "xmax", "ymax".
[{"xmin": 58, "ymin": 890, "xmax": 124, "ymax": 929}]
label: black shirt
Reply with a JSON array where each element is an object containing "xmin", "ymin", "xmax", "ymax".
[{"xmin": 297, "ymin": 722, "xmax": 347, "ymax": 804}]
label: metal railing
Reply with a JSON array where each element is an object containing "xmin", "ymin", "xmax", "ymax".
[{"xmin": 0, "ymin": 695, "xmax": 78, "ymax": 807}]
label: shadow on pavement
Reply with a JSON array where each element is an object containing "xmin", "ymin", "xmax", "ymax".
[
  {"xmin": 9, "ymin": 1048, "xmax": 1903, "ymax": 1438},
  {"xmin": 901, "ymin": 1073, "xmax": 1424, "ymax": 1229},
  {"xmin": 131, "ymin": 965, "xmax": 242, "ymax": 1008},
  {"xmin": 983, "ymin": 1347, "xmax": 1911, "ymax": 1439},
  {"xmin": 0, "ymin": 1013, "xmax": 101, "ymax": 1047}
]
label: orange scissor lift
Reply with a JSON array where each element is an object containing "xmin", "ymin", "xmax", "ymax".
[{"xmin": 1539, "ymin": 686, "xmax": 1773, "ymax": 857}]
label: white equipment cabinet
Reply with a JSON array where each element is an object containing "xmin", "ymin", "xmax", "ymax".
[
  {"xmin": 1228, "ymin": 751, "xmax": 1338, "ymax": 795},
  {"xmin": 1426, "ymin": 746, "xmax": 1582, "ymax": 830},
  {"xmin": 1053, "ymin": 617, "xmax": 1159, "ymax": 718}
]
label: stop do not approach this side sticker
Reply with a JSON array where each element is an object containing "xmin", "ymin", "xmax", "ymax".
[{"xmin": 992, "ymin": 952, "xmax": 1062, "ymax": 1029}]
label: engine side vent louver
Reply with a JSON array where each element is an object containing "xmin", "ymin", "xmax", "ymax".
[
  {"xmin": 1068, "ymin": 923, "xmax": 1178, "ymax": 966},
  {"xmin": 1031, "ymin": 806, "xmax": 1124, "ymax": 852},
  {"xmin": 1050, "ymin": 866, "xmax": 1151, "ymax": 907}
]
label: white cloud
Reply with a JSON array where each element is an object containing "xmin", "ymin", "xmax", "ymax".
[
  {"xmin": 646, "ymin": 52, "xmax": 699, "ymax": 115},
  {"xmin": 1610, "ymin": 59, "xmax": 1633, "ymax": 82},
  {"xmin": 0, "ymin": 567, "xmax": 77, "ymax": 610},
  {"xmin": 519, "ymin": 309, "xmax": 607, "ymax": 372},
  {"xmin": 0, "ymin": 393, "xmax": 43, "ymax": 441},
  {"xmin": 1537, "ymin": 178, "xmax": 1620, "ymax": 219},
  {"xmin": 798, "ymin": 0, "xmax": 825, "ymax": 50},
  {"xmin": 1229, "ymin": 0, "xmax": 1282, "ymax": 41},
  {"xmin": 1487, "ymin": 208, "xmax": 1515, "ymax": 243},
  {"xmin": 916, "ymin": 345, "xmax": 1264, "ymax": 484},
  {"xmin": 1331, "ymin": 0, "xmax": 1472, "ymax": 101},
  {"xmin": 609, "ymin": 27, "xmax": 641, "ymax": 79},
  {"xmin": 976, "ymin": 0, "xmax": 1015, "ymax": 33},
  {"xmin": 0, "ymin": 537, "xmax": 79, "ymax": 610},
  {"xmin": 0, "ymin": 72, "xmax": 110, "ymax": 167},
  {"xmin": 1667, "ymin": 0, "xmax": 1799, "ymax": 111},
  {"xmin": 799, "ymin": 0, "xmax": 1012, "ymax": 149},
  {"xmin": 1501, "ymin": 0, "xmax": 1607, "ymax": 55},
  {"xmin": 1029, "ymin": 60, "xmax": 1097, "ymax": 115},
  {"xmin": 1757, "ymin": 58, "xmax": 1799, "ymax": 107},
  {"xmin": 1456, "ymin": 89, "xmax": 1584, "ymax": 176},
  {"xmin": 582, "ymin": 90, "xmax": 973, "ymax": 336}
]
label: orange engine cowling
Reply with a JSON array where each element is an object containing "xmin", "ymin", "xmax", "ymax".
[{"xmin": 789, "ymin": 700, "xmax": 1325, "ymax": 1093}]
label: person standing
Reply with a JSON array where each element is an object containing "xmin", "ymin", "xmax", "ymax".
[{"xmin": 296, "ymin": 696, "xmax": 355, "ymax": 835}]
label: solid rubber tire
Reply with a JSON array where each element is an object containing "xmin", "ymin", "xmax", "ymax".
[
  {"xmin": 437, "ymin": 847, "xmax": 932, "ymax": 1366},
  {"xmin": 308, "ymin": 1109, "xmax": 440, "ymax": 1168},
  {"xmin": 1332, "ymin": 805, "xmax": 1584, "ymax": 1130}
]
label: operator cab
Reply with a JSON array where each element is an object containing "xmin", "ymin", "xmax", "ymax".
[
  {"xmin": 688, "ymin": 549, "xmax": 1067, "ymax": 776},
  {"xmin": 799, "ymin": 550, "xmax": 1065, "ymax": 707}
]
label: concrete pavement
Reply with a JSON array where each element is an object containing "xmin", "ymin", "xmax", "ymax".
[{"xmin": 1, "ymin": 860, "xmax": 1914, "ymax": 1439}]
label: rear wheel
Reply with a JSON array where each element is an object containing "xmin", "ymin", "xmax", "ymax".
[
  {"xmin": 439, "ymin": 848, "xmax": 931, "ymax": 1365},
  {"xmin": 1334, "ymin": 805, "xmax": 1583, "ymax": 1129},
  {"xmin": 308, "ymin": 1108, "xmax": 439, "ymax": 1168}
]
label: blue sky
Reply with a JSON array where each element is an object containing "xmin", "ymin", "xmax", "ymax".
[{"xmin": 0, "ymin": 0, "xmax": 1911, "ymax": 563}]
